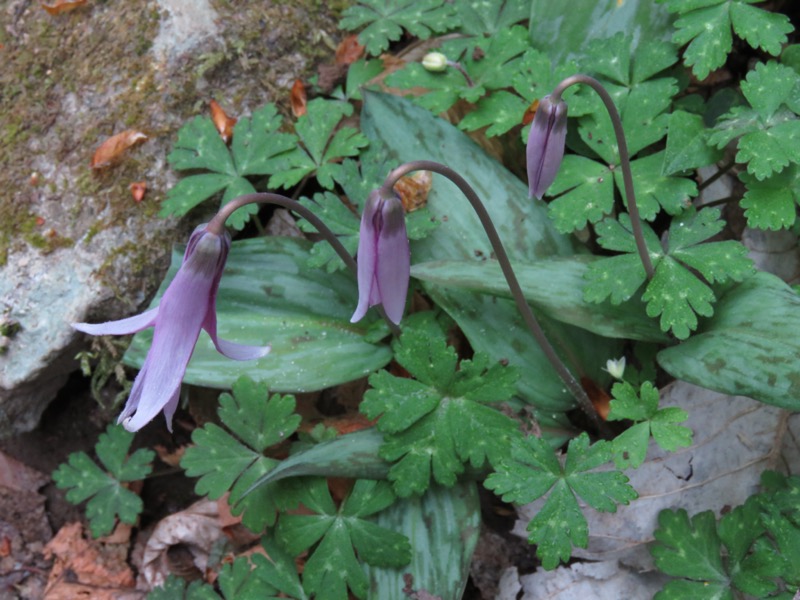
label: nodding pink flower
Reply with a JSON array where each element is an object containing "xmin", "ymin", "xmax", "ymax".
[
  {"xmin": 526, "ymin": 95, "xmax": 568, "ymax": 199},
  {"xmin": 73, "ymin": 224, "xmax": 270, "ymax": 432},
  {"xmin": 350, "ymin": 190, "xmax": 410, "ymax": 325}
]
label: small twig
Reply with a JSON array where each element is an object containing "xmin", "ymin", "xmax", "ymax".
[
  {"xmin": 697, "ymin": 158, "xmax": 736, "ymax": 192},
  {"xmin": 551, "ymin": 75, "xmax": 655, "ymax": 280},
  {"xmin": 381, "ymin": 161, "xmax": 601, "ymax": 427}
]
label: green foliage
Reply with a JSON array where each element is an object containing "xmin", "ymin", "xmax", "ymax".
[
  {"xmin": 485, "ymin": 432, "xmax": 637, "ymax": 570},
  {"xmin": 161, "ymin": 104, "xmax": 297, "ymax": 229},
  {"xmin": 297, "ymin": 149, "xmax": 437, "ymax": 273},
  {"xmin": 708, "ymin": 61, "xmax": 800, "ymax": 229},
  {"xmin": 52, "ymin": 424, "xmax": 154, "ymax": 538},
  {"xmin": 361, "ymin": 316, "xmax": 520, "ymax": 496},
  {"xmin": 275, "ymin": 478, "xmax": 411, "ymax": 600},
  {"xmin": 339, "ymin": 0, "xmax": 458, "ymax": 56},
  {"xmin": 584, "ymin": 209, "xmax": 754, "ymax": 339},
  {"xmin": 269, "ymin": 98, "xmax": 369, "ymax": 190},
  {"xmin": 658, "ymin": 0, "xmax": 793, "ymax": 80},
  {"xmin": 547, "ymin": 35, "xmax": 694, "ymax": 230},
  {"xmin": 663, "ymin": 110, "xmax": 724, "ymax": 175},
  {"xmin": 181, "ymin": 376, "xmax": 302, "ymax": 532},
  {"xmin": 651, "ymin": 473, "xmax": 800, "ymax": 598},
  {"xmin": 709, "ymin": 62, "xmax": 800, "ymax": 180},
  {"xmin": 607, "ymin": 381, "xmax": 693, "ymax": 469}
]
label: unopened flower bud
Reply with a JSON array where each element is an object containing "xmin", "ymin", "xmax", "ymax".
[
  {"xmin": 526, "ymin": 95, "xmax": 568, "ymax": 199},
  {"xmin": 422, "ymin": 52, "xmax": 449, "ymax": 73}
]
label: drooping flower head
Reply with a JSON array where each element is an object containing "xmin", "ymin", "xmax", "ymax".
[
  {"xmin": 526, "ymin": 94, "xmax": 568, "ymax": 199},
  {"xmin": 73, "ymin": 224, "xmax": 270, "ymax": 432},
  {"xmin": 350, "ymin": 189, "xmax": 410, "ymax": 325}
]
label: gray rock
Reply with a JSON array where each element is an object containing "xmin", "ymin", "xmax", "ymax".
[{"xmin": 0, "ymin": 0, "xmax": 338, "ymax": 436}]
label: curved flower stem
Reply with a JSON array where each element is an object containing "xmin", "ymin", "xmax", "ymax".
[
  {"xmin": 207, "ymin": 193, "xmax": 401, "ymax": 336},
  {"xmin": 552, "ymin": 74, "xmax": 655, "ymax": 280},
  {"xmin": 382, "ymin": 161, "xmax": 600, "ymax": 426}
]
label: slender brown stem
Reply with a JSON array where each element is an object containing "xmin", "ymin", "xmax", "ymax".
[
  {"xmin": 207, "ymin": 193, "xmax": 401, "ymax": 336},
  {"xmin": 552, "ymin": 75, "xmax": 655, "ymax": 280},
  {"xmin": 382, "ymin": 161, "xmax": 600, "ymax": 426},
  {"xmin": 698, "ymin": 158, "xmax": 736, "ymax": 192}
]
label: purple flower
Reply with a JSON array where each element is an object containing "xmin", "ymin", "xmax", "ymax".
[
  {"xmin": 351, "ymin": 190, "xmax": 410, "ymax": 325},
  {"xmin": 73, "ymin": 224, "xmax": 270, "ymax": 432},
  {"xmin": 526, "ymin": 95, "xmax": 568, "ymax": 199}
]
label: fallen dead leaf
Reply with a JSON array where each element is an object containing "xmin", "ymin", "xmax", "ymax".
[
  {"xmin": 44, "ymin": 522, "xmax": 135, "ymax": 599},
  {"xmin": 209, "ymin": 100, "xmax": 237, "ymax": 143},
  {"xmin": 129, "ymin": 181, "xmax": 146, "ymax": 203},
  {"xmin": 153, "ymin": 444, "xmax": 185, "ymax": 468},
  {"xmin": 0, "ymin": 450, "xmax": 47, "ymax": 493},
  {"xmin": 90, "ymin": 130, "xmax": 147, "ymax": 169},
  {"xmin": 335, "ymin": 34, "xmax": 365, "ymax": 65},
  {"xmin": 522, "ymin": 99, "xmax": 539, "ymax": 127},
  {"xmin": 393, "ymin": 170, "xmax": 432, "ymax": 212},
  {"xmin": 291, "ymin": 79, "xmax": 307, "ymax": 117},
  {"xmin": 41, "ymin": 0, "xmax": 87, "ymax": 16},
  {"xmin": 513, "ymin": 381, "xmax": 790, "ymax": 569},
  {"xmin": 140, "ymin": 499, "xmax": 222, "ymax": 590}
]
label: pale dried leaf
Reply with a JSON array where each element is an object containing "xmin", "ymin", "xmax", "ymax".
[
  {"xmin": 90, "ymin": 130, "xmax": 148, "ymax": 169},
  {"xmin": 514, "ymin": 381, "xmax": 788, "ymax": 569},
  {"xmin": 140, "ymin": 499, "xmax": 222, "ymax": 590}
]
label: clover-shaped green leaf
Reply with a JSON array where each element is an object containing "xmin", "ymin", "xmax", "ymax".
[
  {"xmin": 275, "ymin": 478, "xmax": 411, "ymax": 600},
  {"xmin": 709, "ymin": 61, "xmax": 800, "ymax": 181},
  {"xmin": 658, "ymin": 0, "xmax": 793, "ymax": 80},
  {"xmin": 585, "ymin": 209, "xmax": 754, "ymax": 339},
  {"xmin": 269, "ymin": 99, "xmax": 369, "ymax": 190},
  {"xmin": 52, "ymin": 424, "xmax": 154, "ymax": 538},
  {"xmin": 386, "ymin": 25, "xmax": 530, "ymax": 114},
  {"xmin": 651, "ymin": 498, "xmax": 787, "ymax": 599},
  {"xmin": 181, "ymin": 376, "xmax": 301, "ymax": 532},
  {"xmin": 162, "ymin": 104, "xmax": 297, "ymax": 230},
  {"xmin": 339, "ymin": 0, "xmax": 458, "ymax": 56},
  {"xmin": 608, "ymin": 381, "xmax": 693, "ymax": 469},
  {"xmin": 361, "ymin": 318, "xmax": 519, "ymax": 496},
  {"xmin": 486, "ymin": 432, "xmax": 637, "ymax": 569}
]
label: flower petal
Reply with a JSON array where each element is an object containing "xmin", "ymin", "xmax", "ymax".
[
  {"xmin": 527, "ymin": 95, "xmax": 568, "ymax": 199},
  {"xmin": 73, "ymin": 307, "xmax": 158, "ymax": 336},
  {"xmin": 118, "ymin": 232, "xmax": 225, "ymax": 431},
  {"xmin": 375, "ymin": 196, "xmax": 410, "ymax": 325},
  {"xmin": 213, "ymin": 338, "xmax": 272, "ymax": 360},
  {"xmin": 351, "ymin": 191, "xmax": 380, "ymax": 323}
]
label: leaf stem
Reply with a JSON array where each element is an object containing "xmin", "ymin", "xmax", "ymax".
[
  {"xmin": 552, "ymin": 75, "xmax": 655, "ymax": 280},
  {"xmin": 207, "ymin": 193, "xmax": 401, "ymax": 336},
  {"xmin": 381, "ymin": 161, "xmax": 601, "ymax": 426}
]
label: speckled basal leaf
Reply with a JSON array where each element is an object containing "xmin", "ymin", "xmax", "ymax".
[
  {"xmin": 658, "ymin": 272, "xmax": 800, "ymax": 410},
  {"xmin": 411, "ymin": 257, "xmax": 666, "ymax": 342},
  {"xmin": 124, "ymin": 237, "xmax": 391, "ymax": 392},
  {"xmin": 362, "ymin": 92, "xmax": 614, "ymax": 413},
  {"xmin": 244, "ymin": 429, "xmax": 389, "ymax": 499},
  {"xmin": 528, "ymin": 0, "xmax": 672, "ymax": 63},
  {"xmin": 365, "ymin": 481, "xmax": 480, "ymax": 600}
]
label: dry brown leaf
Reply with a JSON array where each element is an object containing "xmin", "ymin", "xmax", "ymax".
[
  {"xmin": 581, "ymin": 376, "xmax": 611, "ymax": 421},
  {"xmin": 522, "ymin": 99, "xmax": 539, "ymax": 127},
  {"xmin": 90, "ymin": 130, "xmax": 147, "ymax": 169},
  {"xmin": 129, "ymin": 181, "xmax": 146, "ymax": 203},
  {"xmin": 290, "ymin": 79, "xmax": 307, "ymax": 117},
  {"xmin": 44, "ymin": 522, "xmax": 135, "ymax": 599},
  {"xmin": 153, "ymin": 444, "xmax": 185, "ymax": 468},
  {"xmin": 335, "ymin": 34, "xmax": 365, "ymax": 65},
  {"xmin": 393, "ymin": 170, "xmax": 432, "ymax": 212},
  {"xmin": 41, "ymin": 0, "xmax": 87, "ymax": 16},
  {"xmin": 0, "ymin": 450, "xmax": 47, "ymax": 493},
  {"xmin": 209, "ymin": 100, "xmax": 237, "ymax": 143},
  {"xmin": 140, "ymin": 499, "xmax": 222, "ymax": 590}
]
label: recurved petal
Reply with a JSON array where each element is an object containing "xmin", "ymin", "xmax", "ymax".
[
  {"xmin": 351, "ymin": 191, "xmax": 381, "ymax": 323},
  {"xmin": 118, "ymin": 243, "xmax": 219, "ymax": 431},
  {"xmin": 375, "ymin": 195, "xmax": 410, "ymax": 325},
  {"xmin": 527, "ymin": 95, "xmax": 568, "ymax": 199},
  {"xmin": 73, "ymin": 307, "xmax": 158, "ymax": 336},
  {"xmin": 214, "ymin": 337, "xmax": 271, "ymax": 361}
]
